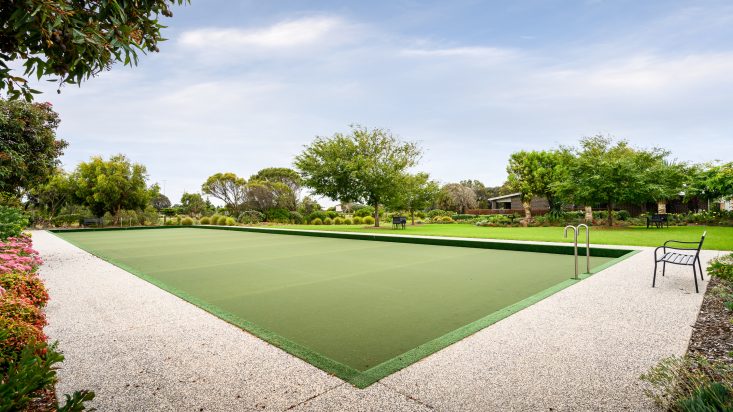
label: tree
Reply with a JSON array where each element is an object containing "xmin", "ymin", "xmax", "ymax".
[
  {"xmin": 506, "ymin": 149, "xmax": 571, "ymax": 222},
  {"xmin": 554, "ymin": 135, "xmax": 673, "ymax": 226},
  {"xmin": 244, "ymin": 180, "xmax": 295, "ymax": 212},
  {"xmin": 180, "ymin": 192, "xmax": 207, "ymax": 217},
  {"xmin": 297, "ymin": 196, "xmax": 321, "ymax": 215},
  {"xmin": 459, "ymin": 179, "xmax": 493, "ymax": 209},
  {"xmin": 71, "ymin": 154, "xmax": 150, "ymax": 221},
  {"xmin": 26, "ymin": 169, "xmax": 72, "ymax": 218},
  {"xmin": 250, "ymin": 168, "xmax": 303, "ymax": 198},
  {"xmin": 201, "ymin": 173, "xmax": 247, "ymax": 215},
  {"xmin": 294, "ymin": 125, "xmax": 421, "ymax": 227},
  {"xmin": 149, "ymin": 184, "xmax": 171, "ymax": 211},
  {"xmin": 388, "ymin": 173, "xmax": 440, "ymax": 225},
  {"xmin": 437, "ymin": 183, "xmax": 478, "ymax": 214},
  {"xmin": 687, "ymin": 162, "xmax": 733, "ymax": 204},
  {"xmin": 0, "ymin": 0, "xmax": 186, "ymax": 101},
  {"xmin": 0, "ymin": 99, "xmax": 67, "ymax": 200}
]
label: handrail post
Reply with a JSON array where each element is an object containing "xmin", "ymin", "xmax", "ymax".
[
  {"xmin": 564, "ymin": 225, "xmax": 579, "ymax": 279},
  {"xmin": 577, "ymin": 224, "xmax": 590, "ymax": 274}
]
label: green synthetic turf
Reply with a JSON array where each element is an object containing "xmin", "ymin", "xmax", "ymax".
[{"xmin": 54, "ymin": 227, "xmax": 622, "ymax": 387}]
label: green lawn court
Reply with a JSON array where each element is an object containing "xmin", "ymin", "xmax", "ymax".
[{"xmin": 54, "ymin": 227, "xmax": 626, "ymax": 387}]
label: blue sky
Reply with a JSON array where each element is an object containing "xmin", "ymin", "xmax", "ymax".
[{"xmin": 28, "ymin": 0, "xmax": 733, "ymax": 204}]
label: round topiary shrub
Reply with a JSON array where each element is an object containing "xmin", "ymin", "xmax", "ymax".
[
  {"xmin": 441, "ymin": 216, "xmax": 454, "ymax": 223},
  {"xmin": 217, "ymin": 216, "xmax": 228, "ymax": 225},
  {"xmin": 200, "ymin": 216, "xmax": 211, "ymax": 225},
  {"xmin": 210, "ymin": 214, "xmax": 221, "ymax": 224},
  {"xmin": 333, "ymin": 217, "xmax": 344, "ymax": 225},
  {"xmin": 323, "ymin": 217, "xmax": 333, "ymax": 225},
  {"xmin": 352, "ymin": 216, "xmax": 363, "ymax": 225},
  {"xmin": 363, "ymin": 216, "xmax": 375, "ymax": 225},
  {"xmin": 226, "ymin": 217, "xmax": 236, "ymax": 226},
  {"xmin": 289, "ymin": 211, "xmax": 305, "ymax": 224},
  {"xmin": 181, "ymin": 217, "xmax": 194, "ymax": 226},
  {"xmin": 343, "ymin": 218, "xmax": 353, "ymax": 225},
  {"xmin": 311, "ymin": 218, "xmax": 323, "ymax": 225}
]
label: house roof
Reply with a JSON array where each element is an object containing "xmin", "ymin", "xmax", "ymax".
[{"xmin": 487, "ymin": 192, "xmax": 521, "ymax": 202}]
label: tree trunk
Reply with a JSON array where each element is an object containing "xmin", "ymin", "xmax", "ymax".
[
  {"xmin": 607, "ymin": 202, "xmax": 614, "ymax": 227},
  {"xmin": 584, "ymin": 205, "xmax": 592, "ymax": 223},
  {"xmin": 410, "ymin": 209, "xmax": 415, "ymax": 225},
  {"xmin": 522, "ymin": 200, "xmax": 532, "ymax": 227},
  {"xmin": 657, "ymin": 200, "xmax": 667, "ymax": 214},
  {"xmin": 373, "ymin": 202, "xmax": 380, "ymax": 227}
]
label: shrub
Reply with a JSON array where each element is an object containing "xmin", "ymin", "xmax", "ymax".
[
  {"xmin": 210, "ymin": 214, "xmax": 221, "ymax": 224},
  {"xmin": 440, "ymin": 216, "xmax": 454, "ymax": 223},
  {"xmin": 0, "ymin": 207, "xmax": 27, "ymax": 240},
  {"xmin": 181, "ymin": 217, "xmax": 194, "ymax": 226},
  {"xmin": 289, "ymin": 211, "xmax": 304, "ymax": 224},
  {"xmin": 354, "ymin": 206, "xmax": 375, "ymax": 218},
  {"xmin": 325, "ymin": 211, "xmax": 339, "ymax": 219},
  {"xmin": 51, "ymin": 214, "xmax": 82, "ymax": 227},
  {"xmin": 363, "ymin": 216, "xmax": 375, "ymax": 225},
  {"xmin": 0, "ymin": 273, "xmax": 49, "ymax": 308},
  {"xmin": 307, "ymin": 211, "xmax": 328, "ymax": 223},
  {"xmin": 217, "ymin": 216, "xmax": 228, "ymax": 225},
  {"xmin": 343, "ymin": 218, "xmax": 353, "ymax": 225},
  {"xmin": 200, "ymin": 216, "xmax": 211, "ymax": 225},
  {"xmin": 415, "ymin": 211, "xmax": 426, "ymax": 219},
  {"xmin": 0, "ymin": 318, "xmax": 46, "ymax": 370},
  {"xmin": 352, "ymin": 216, "xmax": 363, "ymax": 225},
  {"xmin": 266, "ymin": 208, "xmax": 291, "ymax": 223},
  {"xmin": 163, "ymin": 219, "xmax": 175, "ymax": 226},
  {"xmin": 311, "ymin": 218, "xmax": 323, "ymax": 225},
  {"xmin": 641, "ymin": 355, "xmax": 733, "ymax": 411},
  {"xmin": 323, "ymin": 217, "xmax": 333, "ymax": 225},
  {"xmin": 239, "ymin": 210, "xmax": 265, "ymax": 224},
  {"xmin": 0, "ymin": 295, "xmax": 46, "ymax": 330},
  {"xmin": 427, "ymin": 209, "xmax": 450, "ymax": 218},
  {"xmin": 707, "ymin": 253, "xmax": 733, "ymax": 282},
  {"xmin": 225, "ymin": 217, "xmax": 236, "ymax": 226},
  {"xmin": 333, "ymin": 217, "xmax": 344, "ymax": 225}
]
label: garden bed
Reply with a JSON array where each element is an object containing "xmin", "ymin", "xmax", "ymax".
[{"xmin": 688, "ymin": 276, "xmax": 733, "ymax": 364}]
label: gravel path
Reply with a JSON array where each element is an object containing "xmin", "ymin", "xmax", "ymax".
[{"xmin": 34, "ymin": 230, "xmax": 723, "ymax": 411}]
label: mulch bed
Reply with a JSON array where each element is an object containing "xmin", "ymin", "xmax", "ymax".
[{"xmin": 687, "ymin": 276, "xmax": 733, "ymax": 365}]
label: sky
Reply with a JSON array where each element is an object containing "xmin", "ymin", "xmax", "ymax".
[{"xmin": 21, "ymin": 0, "xmax": 733, "ymax": 205}]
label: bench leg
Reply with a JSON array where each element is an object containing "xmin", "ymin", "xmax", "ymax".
[
  {"xmin": 652, "ymin": 260, "xmax": 658, "ymax": 287},
  {"xmin": 662, "ymin": 261, "xmax": 666, "ymax": 277},
  {"xmin": 697, "ymin": 258, "xmax": 704, "ymax": 280},
  {"xmin": 693, "ymin": 264, "xmax": 699, "ymax": 293}
]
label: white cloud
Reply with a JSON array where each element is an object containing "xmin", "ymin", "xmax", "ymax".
[
  {"xmin": 179, "ymin": 16, "xmax": 358, "ymax": 52},
  {"xmin": 400, "ymin": 46, "xmax": 518, "ymax": 62}
]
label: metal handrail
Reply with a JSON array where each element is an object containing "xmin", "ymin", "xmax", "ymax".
[
  {"xmin": 577, "ymin": 224, "xmax": 590, "ymax": 274},
  {"xmin": 564, "ymin": 225, "xmax": 579, "ymax": 279}
]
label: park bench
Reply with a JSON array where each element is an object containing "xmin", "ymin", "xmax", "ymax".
[
  {"xmin": 646, "ymin": 213, "xmax": 668, "ymax": 228},
  {"xmin": 652, "ymin": 231, "xmax": 706, "ymax": 293},
  {"xmin": 392, "ymin": 216, "xmax": 407, "ymax": 229},
  {"xmin": 81, "ymin": 217, "xmax": 104, "ymax": 227}
]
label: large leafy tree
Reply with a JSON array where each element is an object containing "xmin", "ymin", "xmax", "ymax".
[
  {"xmin": 0, "ymin": 99, "xmax": 67, "ymax": 200},
  {"xmin": 436, "ymin": 183, "xmax": 478, "ymax": 214},
  {"xmin": 179, "ymin": 192, "xmax": 207, "ymax": 216},
  {"xmin": 201, "ymin": 173, "xmax": 247, "ymax": 215},
  {"xmin": 71, "ymin": 154, "xmax": 150, "ymax": 220},
  {"xmin": 250, "ymin": 167, "xmax": 303, "ymax": 198},
  {"xmin": 506, "ymin": 149, "xmax": 571, "ymax": 221},
  {"xmin": 554, "ymin": 136, "xmax": 674, "ymax": 226},
  {"xmin": 26, "ymin": 169, "xmax": 72, "ymax": 218},
  {"xmin": 459, "ymin": 179, "xmax": 493, "ymax": 209},
  {"xmin": 1, "ymin": 0, "xmax": 186, "ymax": 101},
  {"xmin": 387, "ymin": 172, "xmax": 440, "ymax": 225},
  {"xmin": 245, "ymin": 180, "xmax": 295, "ymax": 212},
  {"xmin": 686, "ymin": 162, "xmax": 733, "ymax": 203},
  {"xmin": 294, "ymin": 125, "xmax": 421, "ymax": 227}
]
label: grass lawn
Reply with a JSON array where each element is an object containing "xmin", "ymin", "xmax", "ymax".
[
  {"xmin": 269, "ymin": 224, "xmax": 732, "ymax": 251},
  {"xmin": 53, "ymin": 227, "xmax": 624, "ymax": 387}
]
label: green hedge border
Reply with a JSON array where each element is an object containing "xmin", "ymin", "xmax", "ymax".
[{"xmin": 49, "ymin": 225, "xmax": 638, "ymax": 388}]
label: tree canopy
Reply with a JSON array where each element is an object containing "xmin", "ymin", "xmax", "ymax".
[
  {"xmin": 436, "ymin": 183, "xmax": 478, "ymax": 214},
  {"xmin": 506, "ymin": 149, "xmax": 571, "ymax": 220},
  {"xmin": 71, "ymin": 154, "xmax": 150, "ymax": 219},
  {"xmin": 201, "ymin": 173, "xmax": 247, "ymax": 215},
  {"xmin": 249, "ymin": 167, "xmax": 303, "ymax": 198},
  {"xmin": 387, "ymin": 172, "xmax": 440, "ymax": 224},
  {"xmin": 294, "ymin": 125, "xmax": 421, "ymax": 226},
  {"xmin": 686, "ymin": 162, "xmax": 733, "ymax": 202},
  {"xmin": 0, "ymin": 99, "xmax": 67, "ymax": 200},
  {"xmin": 1, "ymin": 0, "xmax": 186, "ymax": 101},
  {"xmin": 179, "ymin": 192, "xmax": 208, "ymax": 217}
]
